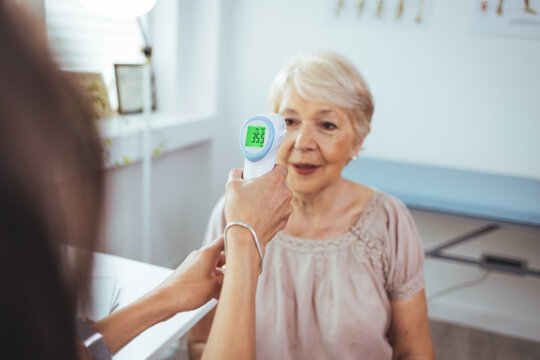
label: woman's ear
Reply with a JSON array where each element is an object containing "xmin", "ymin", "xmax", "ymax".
[{"xmin": 351, "ymin": 139, "xmax": 364, "ymax": 159}]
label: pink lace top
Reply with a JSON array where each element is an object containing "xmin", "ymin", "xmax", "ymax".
[{"xmin": 204, "ymin": 190, "xmax": 425, "ymax": 359}]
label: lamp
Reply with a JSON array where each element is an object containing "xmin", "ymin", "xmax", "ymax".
[{"xmin": 80, "ymin": 0, "xmax": 156, "ymax": 263}]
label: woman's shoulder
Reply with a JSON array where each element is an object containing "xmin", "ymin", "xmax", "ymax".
[
  {"xmin": 375, "ymin": 190, "xmax": 409, "ymax": 214},
  {"xmin": 349, "ymin": 184, "xmax": 413, "ymax": 235},
  {"xmin": 343, "ymin": 179, "xmax": 407, "ymax": 211}
]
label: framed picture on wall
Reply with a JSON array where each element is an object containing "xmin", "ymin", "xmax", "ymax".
[
  {"xmin": 115, "ymin": 64, "xmax": 144, "ymax": 114},
  {"xmin": 114, "ymin": 64, "xmax": 157, "ymax": 114}
]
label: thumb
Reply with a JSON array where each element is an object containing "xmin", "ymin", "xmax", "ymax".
[
  {"xmin": 272, "ymin": 164, "xmax": 288, "ymax": 179},
  {"xmin": 207, "ymin": 236, "xmax": 225, "ymax": 253},
  {"xmin": 227, "ymin": 168, "xmax": 244, "ymax": 182}
]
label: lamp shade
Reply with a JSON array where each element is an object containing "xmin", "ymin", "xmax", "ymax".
[{"xmin": 79, "ymin": 0, "xmax": 156, "ymax": 18}]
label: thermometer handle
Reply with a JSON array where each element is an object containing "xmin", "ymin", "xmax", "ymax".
[{"xmin": 243, "ymin": 154, "xmax": 278, "ymax": 180}]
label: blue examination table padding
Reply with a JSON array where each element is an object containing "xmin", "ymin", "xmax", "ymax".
[{"xmin": 343, "ymin": 157, "xmax": 540, "ymax": 228}]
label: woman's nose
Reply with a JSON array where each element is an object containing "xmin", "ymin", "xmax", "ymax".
[{"xmin": 294, "ymin": 124, "xmax": 316, "ymax": 151}]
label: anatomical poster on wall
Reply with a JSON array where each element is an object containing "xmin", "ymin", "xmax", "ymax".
[
  {"xmin": 328, "ymin": 0, "xmax": 433, "ymax": 28},
  {"xmin": 473, "ymin": 0, "xmax": 540, "ymax": 39}
]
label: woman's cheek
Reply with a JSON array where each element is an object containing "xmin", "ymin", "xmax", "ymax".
[
  {"xmin": 276, "ymin": 134, "xmax": 295, "ymax": 163},
  {"xmin": 276, "ymin": 145, "xmax": 288, "ymax": 165}
]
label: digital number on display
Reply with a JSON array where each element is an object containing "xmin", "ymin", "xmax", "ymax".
[{"xmin": 245, "ymin": 126, "xmax": 266, "ymax": 148}]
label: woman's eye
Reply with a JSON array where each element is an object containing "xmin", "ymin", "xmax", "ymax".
[
  {"xmin": 322, "ymin": 121, "xmax": 337, "ymax": 130},
  {"xmin": 284, "ymin": 118, "xmax": 296, "ymax": 126}
]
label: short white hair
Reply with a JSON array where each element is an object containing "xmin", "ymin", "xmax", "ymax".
[{"xmin": 268, "ymin": 52, "xmax": 374, "ymax": 144}]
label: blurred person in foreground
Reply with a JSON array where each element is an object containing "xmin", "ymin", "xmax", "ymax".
[
  {"xmin": 0, "ymin": 2, "xmax": 291, "ymax": 360},
  {"xmin": 189, "ymin": 53, "xmax": 434, "ymax": 359}
]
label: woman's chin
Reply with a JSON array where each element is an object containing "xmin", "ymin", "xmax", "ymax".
[{"xmin": 289, "ymin": 180, "xmax": 325, "ymax": 197}]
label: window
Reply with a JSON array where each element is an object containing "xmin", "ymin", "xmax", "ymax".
[{"xmin": 44, "ymin": 0, "xmax": 146, "ymax": 108}]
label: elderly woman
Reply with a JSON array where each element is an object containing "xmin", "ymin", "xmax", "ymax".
[{"xmin": 189, "ymin": 52, "xmax": 434, "ymax": 359}]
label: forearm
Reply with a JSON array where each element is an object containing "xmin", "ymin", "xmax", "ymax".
[
  {"xmin": 203, "ymin": 228, "xmax": 260, "ymax": 360},
  {"xmin": 188, "ymin": 310, "xmax": 215, "ymax": 360},
  {"xmin": 93, "ymin": 290, "xmax": 174, "ymax": 354}
]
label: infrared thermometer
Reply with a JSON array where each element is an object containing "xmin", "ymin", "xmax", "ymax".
[{"xmin": 239, "ymin": 113, "xmax": 287, "ymax": 180}]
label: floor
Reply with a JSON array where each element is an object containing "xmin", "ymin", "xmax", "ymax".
[
  {"xmin": 161, "ymin": 320, "xmax": 540, "ymax": 359},
  {"xmin": 430, "ymin": 320, "xmax": 540, "ymax": 360}
]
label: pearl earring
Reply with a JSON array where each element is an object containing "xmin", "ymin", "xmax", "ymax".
[{"xmin": 352, "ymin": 155, "xmax": 358, "ymax": 161}]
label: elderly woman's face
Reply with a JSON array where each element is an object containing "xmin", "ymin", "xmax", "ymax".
[{"xmin": 276, "ymin": 87, "xmax": 361, "ymax": 196}]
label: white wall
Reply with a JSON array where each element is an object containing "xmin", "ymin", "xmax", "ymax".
[
  {"xmin": 151, "ymin": 0, "xmax": 221, "ymax": 116},
  {"xmin": 211, "ymin": 0, "xmax": 244, "ymax": 201},
  {"xmin": 99, "ymin": 142, "xmax": 215, "ymax": 268},
  {"xmin": 212, "ymin": 0, "xmax": 540, "ymax": 195}
]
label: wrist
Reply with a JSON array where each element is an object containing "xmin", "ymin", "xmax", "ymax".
[
  {"xmin": 139, "ymin": 288, "xmax": 178, "ymax": 323},
  {"xmin": 225, "ymin": 227, "xmax": 261, "ymax": 273}
]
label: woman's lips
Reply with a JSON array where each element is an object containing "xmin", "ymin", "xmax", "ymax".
[{"xmin": 292, "ymin": 163, "xmax": 321, "ymax": 175}]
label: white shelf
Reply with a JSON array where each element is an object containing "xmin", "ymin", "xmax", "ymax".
[{"xmin": 98, "ymin": 112, "xmax": 214, "ymax": 168}]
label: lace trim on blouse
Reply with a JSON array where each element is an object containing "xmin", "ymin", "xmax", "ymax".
[
  {"xmin": 272, "ymin": 190, "xmax": 425, "ymax": 300},
  {"xmin": 276, "ymin": 190, "xmax": 384, "ymax": 251},
  {"xmin": 275, "ymin": 190, "xmax": 392, "ymax": 285},
  {"xmin": 390, "ymin": 272, "xmax": 425, "ymax": 300},
  {"xmin": 267, "ymin": 189, "xmax": 425, "ymax": 303}
]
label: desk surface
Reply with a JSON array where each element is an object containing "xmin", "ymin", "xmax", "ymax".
[
  {"xmin": 91, "ymin": 252, "xmax": 217, "ymax": 360},
  {"xmin": 342, "ymin": 157, "xmax": 540, "ymax": 228}
]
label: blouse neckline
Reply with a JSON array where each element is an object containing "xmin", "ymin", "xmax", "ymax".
[{"xmin": 276, "ymin": 189, "xmax": 383, "ymax": 252}]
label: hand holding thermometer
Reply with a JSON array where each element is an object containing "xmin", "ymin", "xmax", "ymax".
[
  {"xmin": 239, "ymin": 113, "xmax": 287, "ymax": 180},
  {"xmin": 221, "ymin": 113, "xmax": 287, "ymax": 271}
]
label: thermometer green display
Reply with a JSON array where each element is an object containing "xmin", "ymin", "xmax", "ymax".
[
  {"xmin": 245, "ymin": 126, "xmax": 266, "ymax": 148},
  {"xmin": 239, "ymin": 114, "xmax": 287, "ymax": 179}
]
